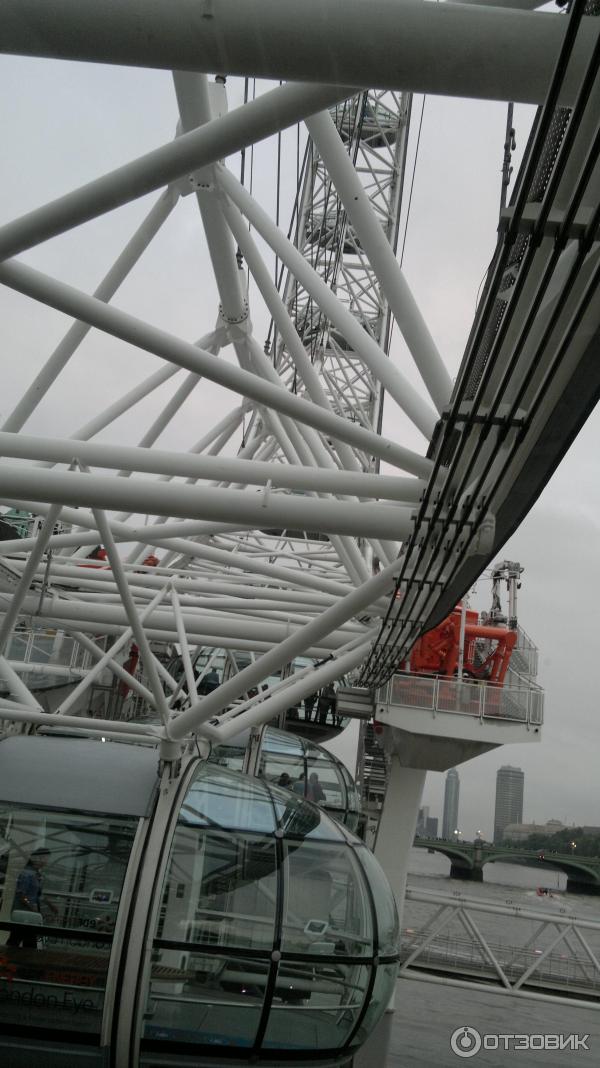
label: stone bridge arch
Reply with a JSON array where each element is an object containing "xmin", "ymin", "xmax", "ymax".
[{"xmin": 413, "ymin": 840, "xmax": 600, "ymax": 892}]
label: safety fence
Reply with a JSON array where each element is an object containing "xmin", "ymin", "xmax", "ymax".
[
  {"xmin": 377, "ymin": 672, "xmax": 544, "ymax": 726},
  {"xmin": 400, "ymin": 887, "xmax": 600, "ymax": 1001}
]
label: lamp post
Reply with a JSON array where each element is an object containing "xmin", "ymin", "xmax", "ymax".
[{"xmin": 570, "ymin": 840, "xmax": 577, "ymax": 855}]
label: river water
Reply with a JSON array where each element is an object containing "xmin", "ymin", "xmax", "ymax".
[
  {"xmin": 405, "ymin": 845, "xmax": 600, "ymax": 935},
  {"xmin": 356, "ymin": 848, "xmax": 600, "ymax": 1067}
]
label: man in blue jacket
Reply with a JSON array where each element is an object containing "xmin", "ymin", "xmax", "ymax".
[{"xmin": 7, "ymin": 847, "xmax": 57, "ymax": 947}]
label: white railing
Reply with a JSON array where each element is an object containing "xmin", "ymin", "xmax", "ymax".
[
  {"xmin": 510, "ymin": 624, "xmax": 540, "ymax": 679},
  {"xmin": 401, "ymin": 887, "xmax": 600, "ymax": 1003},
  {"xmin": 1, "ymin": 628, "xmax": 92, "ymax": 688},
  {"xmin": 377, "ymin": 672, "xmax": 544, "ymax": 727}
]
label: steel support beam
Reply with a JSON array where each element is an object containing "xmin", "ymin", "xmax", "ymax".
[
  {"xmin": 168, "ymin": 555, "xmax": 402, "ymax": 739},
  {"xmin": 0, "ymin": 655, "xmax": 42, "ymax": 710},
  {"xmin": 0, "ymin": 431, "xmax": 422, "ymax": 500},
  {"xmin": 306, "ymin": 109, "xmax": 452, "ymax": 412},
  {"xmin": 0, "ymin": 702, "xmax": 161, "ymax": 737},
  {"xmin": 0, "ymin": 466, "xmax": 414, "ymax": 540},
  {"xmin": 1, "ymin": 0, "xmax": 595, "ymax": 106},
  {"xmin": 202, "ymin": 636, "xmax": 374, "ymax": 743},
  {"xmin": 3, "ymin": 595, "xmax": 364, "ymax": 653},
  {"xmin": 0, "ymin": 499, "xmax": 358, "ymax": 599},
  {"xmin": 0, "ymin": 503, "xmax": 62, "ymax": 654},
  {"xmin": 1, "ymin": 189, "xmax": 177, "ymax": 434},
  {"xmin": 0, "ymin": 81, "xmax": 351, "ymax": 262},
  {"xmin": 0, "ymin": 259, "xmax": 432, "ymax": 475},
  {"xmin": 55, "ymin": 583, "xmax": 170, "ymax": 716},
  {"xmin": 218, "ymin": 166, "xmax": 438, "ymax": 439},
  {"xmin": 21, "ymin": 563, "xmax": 342, "ymax": 612}
]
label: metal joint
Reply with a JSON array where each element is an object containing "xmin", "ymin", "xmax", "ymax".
[{"xmin": 219, "ymin": 299, "xmax": 249, "ymax": 325}]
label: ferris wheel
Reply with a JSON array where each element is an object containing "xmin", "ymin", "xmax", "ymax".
[
  {"xmin": 0, "ymin": 0, "xmax": 598, "ymax": 750},
  {"xmin": 0, "ymin": 4, "xmax": 599, "ymax": 1066}
]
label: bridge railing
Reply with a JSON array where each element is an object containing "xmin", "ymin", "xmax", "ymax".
[
  {"xmin": 377, "ymin": 672, "xmax": 543, "ymax": 726},
  {"xmin": 401, "ymin": 887, "xmax": 600, "ymax": 1002}
]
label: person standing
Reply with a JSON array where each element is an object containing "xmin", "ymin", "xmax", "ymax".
[
  {"xmin": 307, "ymin": 772, "xmax": 326, "ymax": 804},
  {"xmin": 198, "ymin": 668, "xmax": 220, "ymax": 695},
  {"xmin": 304, "ymin": 692, "xmax": 317, "ymax": 722},
  {"xmin": 293, "ymin": 772, "xmax": 306, "ymax": 796},
  {"xmin": 7, "ymin": 848, "xmax": 57, "ymax": 947},
  {"xmin": 317, "ymin": 683, "xmax": 336, "ymax": 725}
]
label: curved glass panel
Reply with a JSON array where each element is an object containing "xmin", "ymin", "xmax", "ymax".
[
  {"xmin": 344, "ymin": 812, "xmax": 360, "ymax": 835},
  {"xmin": 341, "ymin": 762, "xmax": 358, "ymax": 803},
  {"xmin": 261, "ymin": 731, "xmax": 303, "ymax": 756},
  {"xmin": 209, "ymin": 743, "xmax": 245, "ymax": 773},
  {"xmin": 142, "ymin": 763, "xmax": 397, "ymax": 1062},
  {"xmin": 259, "ymin": 753, "xmax": 305, "ymax": 790},
  {"xmin": 280, "ymin": 842, "xmax": 373, "ymax": 957},
  {"xmin": 257, "ymin": 727, "xmax": 361, "ymax": 829},
  {"xmin": 181, "ymin": 766, "xmax": 276, "ymax": 835},
  {"xmin": 0, "ymin": 804, "xmax": 137, "ymax": 1037},
  {"xmin": 350, "ymin": 962, "xmax": 399, "ymax": 1049},
  {"xmin": 354, "ymin": 846, "xmax": 400, "ymax": 957},
  {"xmin": 145, "ymin": 951, "xmax": 268, "ymax": 1048},
  {"xmin": 270, "ymin": 789, "xmax": 345, "ymax": 842},
  {"xmin": 262, "ymin": 962, "xmax": 370, "ymax": 1051},
  {"xmin": 305, "ymin": 759, "xmax": 345, "ymax": 810},
  {"xmin": 155, "ymin": 829, "xmax": 278, "ymax": 952}
]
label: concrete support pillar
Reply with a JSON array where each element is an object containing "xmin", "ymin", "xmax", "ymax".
[
  {"xmin": 450, "ymin": 864, "xmax": 483, "ymax": 882},
  {"xmin": 567, "ymin": 878, "xmax": 600, "ymax": 896},
  {"xmin": 374, "ymin": 760, "xmax": 425, "ymax": 911},
  {"xmin": 374, "ymin": 759, "xmax": 425, "ymax": 1012}
]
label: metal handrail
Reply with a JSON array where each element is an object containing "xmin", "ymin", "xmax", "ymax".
[
  {"xmin": 400, "ymin": 887, "xmax": 600, "ymax": 1001},
  {"xmin": 378, "ymin": 672, "xmax": 544, "ymax": 727},
  {"xmin": 511, "ymin": 624, "xmax": 539, "ymax": 678}
]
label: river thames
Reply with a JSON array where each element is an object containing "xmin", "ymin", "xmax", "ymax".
[{"xmin": 356, "ymin": 848, "xmax": 600, "ymax": 1066}]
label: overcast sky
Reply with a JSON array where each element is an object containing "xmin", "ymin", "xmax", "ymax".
[{"xmin": 1, "ymin": 51, "xmax": 598, "ymax": 841}]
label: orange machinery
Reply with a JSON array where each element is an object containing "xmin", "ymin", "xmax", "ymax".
[{"xmin": 409, "ymin": 605, "xmax": 517, "ymax": 687}]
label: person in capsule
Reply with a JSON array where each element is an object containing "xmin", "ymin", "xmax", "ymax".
[{"xmin": 7, "ymin": 847, "xmax": 58, "ymax": 947}]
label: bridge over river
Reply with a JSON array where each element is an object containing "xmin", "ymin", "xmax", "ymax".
[{"xmin": 413, "ymin": 838, "xmax": 600, "ymax": 895}]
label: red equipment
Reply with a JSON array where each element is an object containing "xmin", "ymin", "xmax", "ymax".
[
  {"xmin": 409, "ymin": 605, "xmax": 517, "ymax": 687},
  {"xmin": 134, "ymin": 553, "xmax": 159, "ymax": 574},
  {"xmin": 80, "ymin": 546, "xmax": 108, "ymax": 568},
  {"xmin": 118, "ymin": 642, "xmax": 140, "ymax": 699}
]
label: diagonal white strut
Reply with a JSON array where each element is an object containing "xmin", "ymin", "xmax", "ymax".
[
  {"xmin": 305, "ymin": 109, "xmax": 452, "ymax": 413},
  {"xmin": 217, "ymin": 166, "xmax": 438, "ymax": 440},
  {"xmin": 0, "ymin": 259, "xmax": 432, "ymax": 476},
  {"xmin": 0, "ymin": 81, "xmax": 353, "ymax": 262}
]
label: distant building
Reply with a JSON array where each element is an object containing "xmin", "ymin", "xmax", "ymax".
[
  {"xmin": 503, "ymin": 819, "xmax": 563, "ymax": 843},
  {"xmin": 494, "ymin": 766, "xmax": 524, "ymax": 843},
  {"xmin": 415, "ymin": 806, "xmax": 438, "ymax": 838},
  {"xmin": 416, "ymin": 805, "xmax": 429, "ymax": 836},
  {"xmin": 442, "ymin": 768, "xmax": 460, "ymax": 839},
  {"xmin": 425, "ymin": 816, "xmax": 438, "ymax": 837}
]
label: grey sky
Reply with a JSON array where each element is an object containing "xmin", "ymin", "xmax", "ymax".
[{"xmin": 1, "ymin": 53, "xmax": 598, "ymax": 838}]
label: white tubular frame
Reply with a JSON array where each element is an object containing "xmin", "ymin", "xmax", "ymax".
[
  {"xmin": 305, "ymin": 110, "xmax": 452, "ymax": 413},
  {"xmin": 1, "ymin": 0, "xmax": 594, "ymax": 105},
  {"xmin": 3, "ymin": 0, "xmax": 588, "ymax": 765}
]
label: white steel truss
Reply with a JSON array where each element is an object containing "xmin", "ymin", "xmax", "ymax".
[
  {"xmin": 0, "ymin": 0, "xmax": 598, "ymax": 759},
  {"xmin": 401, "ymin": 886, "xmax": 600, "ymax": 1007}
]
